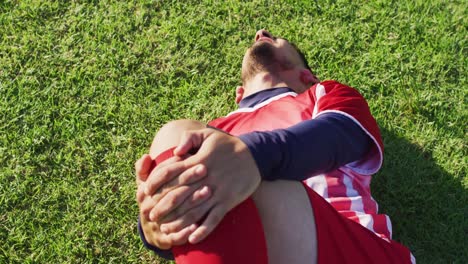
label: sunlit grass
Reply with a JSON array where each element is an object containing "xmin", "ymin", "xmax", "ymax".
[{"xmin": 1, "ymin": 0, "xmax": 466, "ymax": 263}]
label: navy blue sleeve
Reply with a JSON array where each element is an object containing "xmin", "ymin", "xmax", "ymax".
[
  {"xmin": 137, "ymin": 216, "xmax": 174, "ymax": 260},
  {"xmin": 238, "ymin": 112, "xmax": 372, "ymax": 181}
]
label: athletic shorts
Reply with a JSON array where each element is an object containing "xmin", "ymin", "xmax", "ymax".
[{"xmin": 152, "ymin": 148, "xmax": 413, "ymax": 264}]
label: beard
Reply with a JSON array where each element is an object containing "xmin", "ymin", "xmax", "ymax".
[{"xmin": 241, "ymin": 42, "xmax": 279, "ymax": 83}]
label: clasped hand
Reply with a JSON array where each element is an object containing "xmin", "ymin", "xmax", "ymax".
[{"xmin": 135, "ymin": 128, "xmax": 261, "ymax": 248}]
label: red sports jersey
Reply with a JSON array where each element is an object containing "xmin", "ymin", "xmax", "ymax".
[{"xmin": 209, "ymin": 80, "xmax": 391, "ymax": 241}]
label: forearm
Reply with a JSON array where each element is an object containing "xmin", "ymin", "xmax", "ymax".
[{"xmin": 239, "ymin": 112, "xmax": 372, "ymax": 181}]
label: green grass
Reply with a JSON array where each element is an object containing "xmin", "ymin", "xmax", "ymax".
[{"xmin": 0, "ymin": 0, "xmax": 466, "ymax": 263}]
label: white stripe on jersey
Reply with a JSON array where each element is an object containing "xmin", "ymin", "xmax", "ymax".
[
  {"xmin": 226, "ymin": 92, "xmax": 298, "ymax": 117},
  {"xmin": 356, "ymin": 213, "xmax": 375, "ymax": 234},
  {"xmin": 386, "ymin": 215, "xmax": 393, "ymax": 239},
  {"xmin": 343, "ymin": 175, "xmax": 364, "ymax": 213},
  {"xmin": 312, "ymin": 83, "xmax": 326, "ymax": 118},
  {"xmin": 304, "ymin": 174, "xmax": 328, "ymax": 198}
]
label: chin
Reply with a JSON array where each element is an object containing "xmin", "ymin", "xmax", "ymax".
[{"xmin": 247, "ymin": 43, "xmax": 276, "ymax": 70}]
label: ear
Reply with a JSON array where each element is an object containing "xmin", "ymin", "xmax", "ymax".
[
  {"xmin": 300, "ymin": 69, "xmax": 319, "ymax": 85},
  {"xmin": 235, "ymin": 86, "xmax": 245, "ymax": 104}
]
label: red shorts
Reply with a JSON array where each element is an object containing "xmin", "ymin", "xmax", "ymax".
[
  {"xmin": 153, "ymin": 149, "xmax": 412, "ymax": 264},
  {"xmin": 303, "ymin": 183, "xmax": 412, "ymax": 264}
]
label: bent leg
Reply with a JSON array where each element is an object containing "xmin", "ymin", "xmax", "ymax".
[
  {"xmin": 149, "ymin": 119, "xmax": 206, "ymax": 159},
  {"xmin": 252, "ymin": 180, "xmax": 317, "ymax": 264},
  {"xmin": 149, "ymin": 120, "xmax": 317, "ymax": 264},
  {"xmin": 171, "ymin": 179, "xmax": 317, "ymax": 264},
  {"xmin": 149, "ymin": 119, "xmax": 268, "ymax": 263}
]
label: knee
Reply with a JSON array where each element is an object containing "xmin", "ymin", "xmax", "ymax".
[
  {"xmin": 150, "ymin": 119, "xmax": 206, "ymax": 158},
  {"xmin": 160, "ymin": 119, "xmax": 206, "ymax": 133}
]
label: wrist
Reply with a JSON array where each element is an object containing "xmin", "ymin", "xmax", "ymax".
[
  {"xmin": 238, "ymin": 131, "xmax": 285, "ymax": 181},
  {"xmin": 235, "ymin": 137, "xmax": 262, "ymax": 187}
]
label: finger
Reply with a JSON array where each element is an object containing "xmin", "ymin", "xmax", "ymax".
[
  {"xmin": 173, "ymin": 130, "xmax": 204, "ymax": 156},
  {"xmin": 149, "ymin": 181, "xmax": 204, "ymax": 221},
  {"xmin": 139, "ymin": 215, "xmax": 172, "ymax": 250},
  {"xmin": 153, "ymin": 155, "xmax": 183, "ymax": 169},
  {"xmin": 188, "ymin": 204, "xmax": 227, "ymax": 244},
  {"xmin": 135, "ymin": 154, "xmax": 153, "ymax": 183},
  {"xmin": 178, "ymin": 164, "xmax": 207, "ymax": 185},
  {"xmin": 192, "ymin": 185, "xmax": 212, "ymax": 201},
  {"xmin": 139, "ymin": 194, "xmax": 158, "ymax": 218},
  {"xmin": 151, "ymin": 163, "xmax": 207, "ymax": 203},
  {"xmin": 136, "ymin": 184, "xmax": 146, "ymax": 204},
  {"xmin": 166, "ymin": 223, "xmax": 198, "ymax": 246},
  {"xmin": 159, "ymin": 188, "xmax": 213, "ymax": 234},
  {"xmin": 147, "ymin": 155, "xmax": 184, "ymax": 186},
  {"xmin": 159, "ymin": 185, "xmax": 212, "ymax": 224},
  {"xmin": 148, "ymin": 155, "xmax": 183, "ymax": 184},
  {"xmin": 145, "ymin": 158, "xmax": 187, "ymax": 196}
]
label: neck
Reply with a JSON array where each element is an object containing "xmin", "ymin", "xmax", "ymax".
[{"xmin": 243, "ymin": 72, "xmax": 289, "ymax": 98}]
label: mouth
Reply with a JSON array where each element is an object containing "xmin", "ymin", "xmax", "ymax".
[{"xmin": 256, "ymin": 37, "xmax": 274, "ymax": 44}]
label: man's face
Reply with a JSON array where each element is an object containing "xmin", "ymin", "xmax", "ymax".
[{"xmin": 241, "ymin": 29, "xmax": 306, "ymax": 83}]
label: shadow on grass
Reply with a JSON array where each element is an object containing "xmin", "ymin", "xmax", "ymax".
[{"xmin": 372, "ymin": 128, "xmax": 467, "ymax": 263}]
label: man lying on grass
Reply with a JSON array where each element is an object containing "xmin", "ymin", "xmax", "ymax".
[{"xmin": 135, "ymin": 29, "xmax": 414, "ymax": 264}]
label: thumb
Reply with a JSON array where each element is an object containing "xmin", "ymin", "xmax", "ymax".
[
  {"xmin": 173, "ymin": 130, "xmax": 207, "ymax": 156},
  {"xmin": 135, "ymin": 154, "xmax": 154, "ymax": 183}
]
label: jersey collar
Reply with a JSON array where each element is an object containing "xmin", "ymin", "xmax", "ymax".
[{"xmin": 238, "ymin": 87, "xmax": 294, "ymax": 108}]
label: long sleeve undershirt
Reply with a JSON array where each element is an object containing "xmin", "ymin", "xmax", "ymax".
[{"xmin": 238, "ymin": 112, "xmax": 372, "ymax": 181}]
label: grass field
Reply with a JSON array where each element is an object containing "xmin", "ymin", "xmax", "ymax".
[{"xmin": 1, "ymin": 0, "xmax": 466, "ymax": 263}]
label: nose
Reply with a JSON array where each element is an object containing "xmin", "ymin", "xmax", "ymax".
[{"xmin": 255, "ymin": 29, "xmax": 273, "ymax": 42}]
